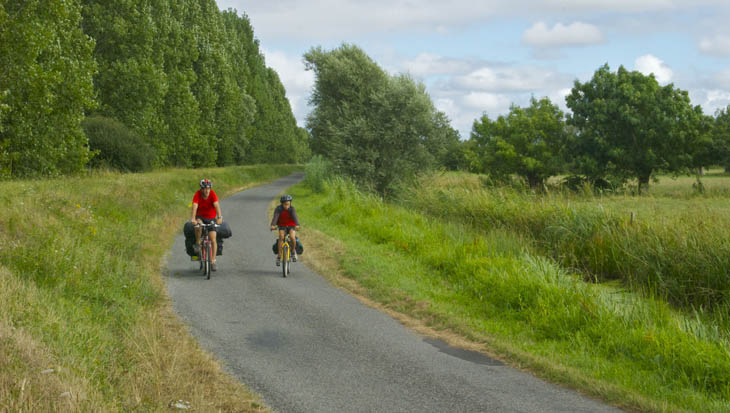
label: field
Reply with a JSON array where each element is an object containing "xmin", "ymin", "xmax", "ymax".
[{"xmin": 293, "ymin": 166, "xmax": 730, "ymax": 412}]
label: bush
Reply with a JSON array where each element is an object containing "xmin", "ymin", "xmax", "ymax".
[
  {"xmin": 303, "ymin": 155, "xmax": 332, "ymax": 193},
  {"xmin": 83, "ymin": 116, "xmax": 155, "ymax": 172}
]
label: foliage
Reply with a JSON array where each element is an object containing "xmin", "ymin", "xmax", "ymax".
[
  {"xmin": 566, "ymin": 64, "xmax": 704, "ymax": 193},
  {"xmin": 83, "ymin": 116, "xmax": 155, "ymax": 172},
  {"xmin": 0, "ymin": 0, "xmax": 97, "ymax": 178},
  {"xmin": 304, "ymin": 44, "xmax": 460, "ymax": 196},
  {"xmin": 712, "ymin": 106, "xmax": 730, "ymax": 171},
  {"xmin": 469, "ymin": 97, "xmax": 568, "ymax": 189},
  {"xmin": 78, "ymin": 1, "xmax": 306, "ymax": 168},
  {"xmin": 303, "ymin": 154, "xmax": 331, "ymax": 193}
]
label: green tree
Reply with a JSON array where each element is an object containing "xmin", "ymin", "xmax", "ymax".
[
  {"xmin": 470, "ymin": 97, "xmax": 568, "ymax": 189},
  {"xmin": 566, "ymin": 64, "xmax": 700, "ymax": 193},
  {"xmin": 0, "ymin": 0, "xmax": 97, "ymax": 177},
  {"xmin": 712, "ymin": 106, "xmax": 730, "ymax": 172},
  {"xmin": 305, "ymin": 44, "xmax": 452, "ymax": 195}
]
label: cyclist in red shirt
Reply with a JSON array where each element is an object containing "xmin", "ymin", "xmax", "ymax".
[
  {"xmin": 270, "ymin": 194, "xmax": 300, "ymax": 266},
  {"xmin": 191, "ymin": 179, "xmax": 223, "ymax": 271}
]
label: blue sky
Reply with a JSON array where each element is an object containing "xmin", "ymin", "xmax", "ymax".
[{"xmin": 215, "ymin": 1, "xmax": 730, "ymax": 138}]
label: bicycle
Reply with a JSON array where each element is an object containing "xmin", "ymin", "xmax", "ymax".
[
  {"xmin": 272, "ymin": 229, "xmax": 295, "ymax": 277},
  {"xmin": 195, "ymin": 221, "xmax": 219, "ymax": 279}
]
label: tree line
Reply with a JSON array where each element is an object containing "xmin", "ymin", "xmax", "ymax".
[
  {"xmin": 469, "ymin": 64, "xmax": 728, "ymax": 193},
  {"xmin": 305, "ymin": 45, "xmax": 730, "ymax": 195},
  {"xmin": 0, "ymin": 0, "xmax": 309, "ymax": 178}
]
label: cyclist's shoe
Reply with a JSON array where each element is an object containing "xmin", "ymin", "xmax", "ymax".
[
  {"xmin": 292, "ymin": 253, "xmax": 298, "ymax": 262},
  {"xmin": 193, "ymin": 244, "xmax": 201, "ymax": 255},
  {"xmin": 276, "ymin": 256, "xmax": 281, "ymax": 267},
  {"xmin": 211, "ymin": 262, "xmax": 217, "ymax": 272}
]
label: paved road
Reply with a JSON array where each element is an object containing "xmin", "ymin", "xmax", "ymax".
[{"xmin": 166, "ymin": 174, "xmax": 620, "ymax": 413}]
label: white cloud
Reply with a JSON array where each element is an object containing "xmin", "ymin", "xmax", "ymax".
[
  {"xmin": 462, "ymin": 92, "xmax": 511, "ymax": 111},
  {"xmin": 522, "ymin": 21, "xmax": 604, "ymax": 48},
  {"xmin": 403, "ymin": 53, "xmax": 474, "ymax": 77},
  {"xmin": 699, "ymin": 34, "xmax": 730, "ymax": 56},
  {"xmin": 453, "ymin": 65, "xmax": 573, "ymax": 93},
  {"xmin": 634, "ymin": 54, "xmax": 673, "ymax": 84}
]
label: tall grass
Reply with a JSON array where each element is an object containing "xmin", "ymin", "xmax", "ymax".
[
  {"xmin": 293, "ymin": 177, "xmax": 730, "ymax": 412},
  {"xmin": 401, "ymin": 173, "xmax": 730, "ymax": 317},
  {"xmin": 1, "ymin": 165, "xmax": 297, "ymax": 410}
]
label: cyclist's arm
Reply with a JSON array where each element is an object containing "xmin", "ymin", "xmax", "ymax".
[
  {"xmin": 290, "ymin": 206, "xmax": 301, "ymax": 229},
  {"xmin": 214, "ymin": 201, "xmax": 222, "ymax": 224}
]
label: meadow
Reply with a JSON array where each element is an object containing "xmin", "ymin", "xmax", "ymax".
[{"xmin": 293, "ymin": 165, "xmax": 730, "ymax": 412}]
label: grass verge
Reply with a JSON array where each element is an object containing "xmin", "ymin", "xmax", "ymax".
[
  {"xmin": 0, "ymin": 165, "xmax": 299, "ymax": 411},
  {"xmin": 292, "ymin": 177, "xmax": 730, "ymax": 413}
]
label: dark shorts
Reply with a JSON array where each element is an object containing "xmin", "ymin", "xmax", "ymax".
[
  {"xmin": 278, "ymin": 226, "xmax": 296, "ymax": 234},
  {"xmin": 196, "ymin": 216, "xmax": 218, "ymax": 231}
]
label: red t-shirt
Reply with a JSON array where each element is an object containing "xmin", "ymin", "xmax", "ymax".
[
  {"xmin": 278, "ymin": 208, "xmax": 296, "ymax": 227},
  {"xmin": 193, "ymin": 190, "xmax": 219, "ymax": 219}
]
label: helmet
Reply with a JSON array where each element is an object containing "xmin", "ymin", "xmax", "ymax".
[
  {"xmin": 280, "ymin": 194, "xmax": 293, "ymax": 203},
  {"xmin": 199, "ymin": 179, "xmax": 212, "ymax": 188}
]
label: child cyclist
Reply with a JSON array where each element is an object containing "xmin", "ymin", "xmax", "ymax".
[{"xmin": 270, "ymin": 194, "xmax": 300, "ymax": 266}]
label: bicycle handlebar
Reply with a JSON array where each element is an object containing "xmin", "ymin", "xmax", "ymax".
[{"xmin": 195, "ymin": 222, "xmax": 220, "ymax": 229}]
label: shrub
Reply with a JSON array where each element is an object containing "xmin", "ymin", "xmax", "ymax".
[
  {"xmin": 303, "ymin": 155, "xmax": 332, "ymax": 193},
  {"xmin": 83, "ymin": 116, "xmax": 155, "ymax": 172}
]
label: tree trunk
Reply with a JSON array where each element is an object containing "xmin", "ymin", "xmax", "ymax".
[
  {"xmin": 637, "ymin": 173, "xmax": 651, "ymax": 195},
  {"xmin": 695, "ymin": 168, "xmax": 705, "ymax": 194}
]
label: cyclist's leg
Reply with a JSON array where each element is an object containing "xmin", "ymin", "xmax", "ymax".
[
  {"xmin": 194, "ymin": 218, "xmax": 203, "ymax": 254},
  {"xmin": 278, "ymin": 228, "xmax": 287, "ymax": 257},
  {"xmin": 210, "ymin": 230, "xmax": 217, "ymax": 263},
  {"xmin": 289, "ymin": 228, "xmax": 297, "ymax": 261}
]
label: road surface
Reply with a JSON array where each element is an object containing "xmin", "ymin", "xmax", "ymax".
[{"xmin": 166, "ymin": 173, "xmax": 620, "ymax": 412}]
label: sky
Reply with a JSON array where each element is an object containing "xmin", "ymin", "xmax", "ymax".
[{"xmin": 214, "ymin": 0, "xmax": 730, "ymax": 138}]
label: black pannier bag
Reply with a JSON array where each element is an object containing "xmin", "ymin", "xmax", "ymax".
[
  {"xmin": 217, "ymin": 221, "xmax": 232, "ymax": 239},
  {"xmin": 295, "ymin": 237, "xmax": 303, "ymax": 255},
  {"xmin": 183, "ymin": 221, "xmax": 196, "ymax": 256},
  {"xmin": 272, "ymin": 237, "xmax": 304, "ymax": 255},
  {"xmin": 183, "ymin": 221, "xmax": 229, "ymax": 256}
]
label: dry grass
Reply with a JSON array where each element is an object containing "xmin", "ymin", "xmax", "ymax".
[{"xmin": 0, "ymin": 266, "xmax": 108, "ymax": 412}]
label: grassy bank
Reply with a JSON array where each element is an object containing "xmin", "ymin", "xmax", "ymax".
[
  {"xmin": 0, "ymin": 165, "xmax": 299, "ymax": 411},
  {"xmin": 292, "ymin": 176, "xmax": 730, "ymax": 412}
]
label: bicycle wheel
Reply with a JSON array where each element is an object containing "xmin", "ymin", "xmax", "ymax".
[
  {"xmin": 205, "ymin": 242, "xmax": 212, "ymax": 279},
  {"xmin": 282, "ymin": 243, "xmax": 289, "ymax": 278},
  {"xmin": 286, "ymin": 241, "xmax": 292, "ymax": 275}
]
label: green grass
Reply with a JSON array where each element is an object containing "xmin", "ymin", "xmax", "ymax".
[
  {"xmin": 1, "ymin": 165, "xmax": 298, "ymax": 411},
  {"xmin": 400, "ymin": 172, "xmax": 730, "ymax": 320},
  {"xmin": 293, "ymin": 176, "xmax": 730, "ymax": 412}
]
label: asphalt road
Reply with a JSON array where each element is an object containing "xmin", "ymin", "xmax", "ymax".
[{"xmin": 166, "ymin": 173, "xmax": 621, "ymax": 413}]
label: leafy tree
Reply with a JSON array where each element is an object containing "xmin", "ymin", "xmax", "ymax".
[
  {"xmin": 305, "ymin": 44, "xmax": 454, "ymax": 195},
  {"xmin": 0, "ymin": 0, "xmax": 97, "ymax": 177},
  {"xmin": 712, "ymin": 106, "xmax": 730, "ymax": 172},
  {"xmin": 470, "ymin": 97, "xmax": 568, "ymax": 189},
  {"xmin": 566, "ymin": 64, "xmax": 701, "ymax": 193},
  {"xmin": 684, "ymin": 110, "xmax": 714, "ymax": 192}
]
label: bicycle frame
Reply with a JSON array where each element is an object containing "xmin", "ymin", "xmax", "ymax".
[
  {"xmin": 197, "ymin": 222, "xmax": 218, "ymax": 279},
  {"xmin": 281, "ymin": 233, "xmax": 292, "ymax": 277}
]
